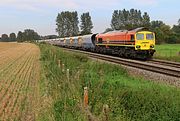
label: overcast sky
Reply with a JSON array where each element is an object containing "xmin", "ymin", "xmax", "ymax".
[{"xmin": 0, "ymin": 0, "xmax": 180, "ymax": 36}]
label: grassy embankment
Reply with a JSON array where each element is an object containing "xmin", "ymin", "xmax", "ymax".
[
  {"xmin": 38, "ymin": 43, "xmax": 180, "ymax": 121},
  {"xmin": 154, "ymin": 44, "xmax": 180, "ymax": 62}
]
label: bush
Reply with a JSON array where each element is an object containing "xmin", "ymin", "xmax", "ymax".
[{"xmin": 165, "ymin": 34, "xmax": 178, "ymax": 44}]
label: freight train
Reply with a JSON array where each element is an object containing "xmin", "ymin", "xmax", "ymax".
[{"xmin": 42, "ymin": 27, "xmax": 155, "ymax": 59}]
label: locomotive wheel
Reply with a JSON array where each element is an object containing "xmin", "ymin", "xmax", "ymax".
[
  {"xmin": 118, "ymin": 49, "xmax": 124, "ymax": 57},
  {"xmin": 124, "ymin": 49, "xmax": 131, "ymax": 58}
]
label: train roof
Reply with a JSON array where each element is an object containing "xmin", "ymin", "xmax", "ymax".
[
  {"xmin": 81, "ymin": 34, "xmax": 93, "ymax": 38},
  {"xmin": 98, "ymin": 27, "xmax": 149, "ymax": 37}
]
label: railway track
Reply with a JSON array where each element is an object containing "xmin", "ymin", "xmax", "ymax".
[
  {"xmin": 61, "ymin": 47, "xmax": 180, "ymax": 78},
  {"xmin": 148, "ymin": 59, "xmax": 180, "ymax": 69}
]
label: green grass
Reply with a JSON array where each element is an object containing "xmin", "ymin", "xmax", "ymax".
[
  {"xmin": 154, "ymin": 44, "xmax": 180, "ymax": 62},
  {"xmin": 38, "ymin": 43, "xmax": 180, "ymax": 121}
]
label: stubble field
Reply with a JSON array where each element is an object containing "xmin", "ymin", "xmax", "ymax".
[{"xmin": 0, "ymin": 42, "xmax": 40, "ymax": 120}]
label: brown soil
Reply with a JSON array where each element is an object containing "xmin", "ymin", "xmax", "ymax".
[{"xmin": 0, "ymin": 42, "xmax": 40, "ymax": 120}]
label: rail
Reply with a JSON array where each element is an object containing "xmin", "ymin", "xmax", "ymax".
[{"xmin": 61, "ymin": 48, "xmax": 180, "ymax": 78}]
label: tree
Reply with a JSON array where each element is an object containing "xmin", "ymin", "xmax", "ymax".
[
  {"xmin": 9, "ymin": 33, "xmax": 16, "ymax": 42},
  {"xmin": 23, "ymin": 29, "xmax": 40, "ymax": 41},
  {"xmin": 103, "ymin": 28, "xmax": 113, "ymax": 33},
  {"xmin": 72, "ymin": 11, "xmax": 79, "ymax": 36},
  {"xmin": 178, "ymin": 18, "xmax": 180, "ymax": 26},
  {"xmin": 150, "ymin": 20, "xmax": 174, "ymax": 44},
  {"xmin": 172, "ymin": 25, "xmax": 180, "ymax": 33},
  {"xmin": 137, "ymin": 10, "xmax": 143, "ymax": 26},
  {"xmin": 172, "ymin": 19, "xmax": 180, "ymax": 33},
  {"xmin": 111, "ymin": 10, "xmax": 120, "ymax": 30},
  {"xmin": 165, "ymin": 34, "xmax": 178, "ymax": 44},
  {"xmin": 160, "ymin": 24, "xmax": 171, "ymax": 35},
  {"xmin": 1, "ymin": 34, "xmax": 9, "ymax": 42},
  {"xmin": 56, "ymin": 13, "xmax": 65, "ymax": 37},
  {"xmin": 172, "ymin": 19, "xmax": 180, "ymax": 43},
  {"xmin": 153, "ymin": 28, "xmax": 164, "ymax": 44},
  {"xmin": 122, "ymin": 9, "xmax": 129, "ymax": 29},
  {"xmin": 150, "ymin": 20, "xmax": 164, "ymax": 29},
  {"xmin": 142, "ymin": 12, "xmax": 150, "ymax": 28},
  {"xmin": 129, "ymin": 9, "xmax": 136, "ymax": 28},
  {"xmin": 43, "ymin": 35, "xmax": 58, "ymax": 39},
  {"xmin": 17, "ymin": 29, "xmax": 40, "ymax": 42},
  {"xmin": 56, "ymin": 11, "xmax": 79, "ymax": 37},
  {"xmin": 80, "ymin": 12, "xmax": 93, "ymax": 35},
  {"xmin": 111, "ymin": 9, "xmax": 150, "ymax": 30},
  {"xmin": 160, "ymin": 24, "xmax": 172, "ymax": 43},
  {"xmin": 17, "ymin": 31, "xmax": 24, "ymax": 42}
]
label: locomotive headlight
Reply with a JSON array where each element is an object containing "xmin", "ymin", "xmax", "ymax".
[
  {"xmin": 136, "ymin": 45, "xmax": 141, "ymax": 48},
  {"xmin": 150, "ymin": 44, "xmax": 154, "ymax": 48}
]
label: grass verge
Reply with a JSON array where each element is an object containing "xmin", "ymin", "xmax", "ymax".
[
  {"xmin": 38, "ymin": 43, "xmax": 180, "ymax": 121},
  {"xmin": 154, "ymin": 44, "xmax": 180, "ymax": 62}
]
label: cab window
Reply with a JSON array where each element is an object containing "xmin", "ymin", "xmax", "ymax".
[
  {"xmin": 136, "ymin": 33, "xmax": 144, "ymax": 40},
  {"xmin": 146, "ymin": 33, "xmax": 154, "ymax": 40},
  {"xmin": 98, "ymin": 38, "xmax": 103, "ymax": 43},
  {"xmin": 131, "ymin": 35, "xmax": 134, "ymax": 41}
]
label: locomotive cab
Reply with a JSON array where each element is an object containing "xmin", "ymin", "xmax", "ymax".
[{"xmin": 135, "ymin": 31, "xmax": 155, "ymax": 50}]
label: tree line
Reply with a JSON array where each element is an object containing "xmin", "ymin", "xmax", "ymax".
[
  {"xmin": 111, "ymin": 9, "xmax": 150, "ymax": 30},
  {"xmin": 56, "ymin": 11, "xmax": 93, "ymax": 37},
  {"xmin": 150, "ymin": 20, "xmax": 180, "ymax": 44},
  {"xmin": 109, "ymin": 9, "xmax": 180, "ymax": 44},
  {"xmin": 16, "ymin": 29, "xmax": 40, "ymax": 42},
  {"xmin": 0, "ymin": 9, "xmax": 179, "ymax": 44},
  {"xmin": 0, "ymin": 33, "xmax": 16, "ymax": 42},
  {"xmin": 0, "ymin": 29, "xmax": 40, "ymax": 42}
]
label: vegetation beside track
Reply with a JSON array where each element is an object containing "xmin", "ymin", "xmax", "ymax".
[
  {"xmin": 154, "ymin": 44, "xmax": 180, "ymax": 62},
  {"xmin": 38, "ymin": 43, "xmax": 180, "ymax": 121}
]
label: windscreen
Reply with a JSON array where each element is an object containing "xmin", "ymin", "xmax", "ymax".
[
  {"xmin": 146, "ymin": 33, "xmax": 154, "ymax": 40},
  {"xmin": 136, "ymin": 33, "xmax": 144, "ymax": 40}
]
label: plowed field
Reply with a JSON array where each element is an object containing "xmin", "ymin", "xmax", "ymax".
[{"xmin": 0, "ymin": 42, "xmax": 40, "ymax": 120}]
